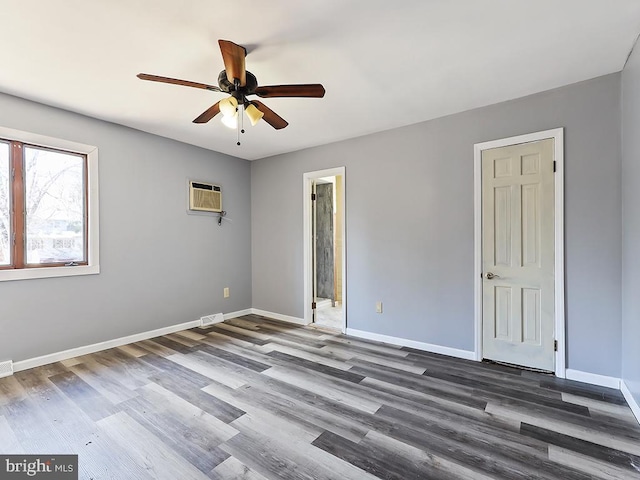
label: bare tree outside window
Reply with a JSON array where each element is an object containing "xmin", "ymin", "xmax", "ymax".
[{"xmin": 24, "ymin": 146, "xmax": 85, "ymax": 265}]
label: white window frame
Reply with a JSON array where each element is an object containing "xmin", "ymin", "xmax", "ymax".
[{"xmin": 0, "ymin": 126, "xmax": 100, "ymax": 282}]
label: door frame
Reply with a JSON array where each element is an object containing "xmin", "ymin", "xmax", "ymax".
[
  {"xmin": 303, "ymin": 167, "xmax": 347, "ymax": 332},
  {"xmin": 473, "ymin": 128, "xmax": 565, "ymax": 378}
]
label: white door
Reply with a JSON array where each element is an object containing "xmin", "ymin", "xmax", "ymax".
[{"xmin": 482, "ymin": 138, "xmax": 555, "ymax": 371}]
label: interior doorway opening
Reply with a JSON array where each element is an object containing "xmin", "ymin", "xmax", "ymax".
[{"xmin": 303, "ymin": 167, "xmax": 346, "ymax": 333}]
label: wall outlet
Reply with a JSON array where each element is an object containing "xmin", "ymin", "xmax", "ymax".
[
  {"xmin": 376, "ymin": 301, "xmax": 383, "ymax": 313},
  {"xmin": 223, "ymin": 287, "xmax": 230, "ymax": 298}
]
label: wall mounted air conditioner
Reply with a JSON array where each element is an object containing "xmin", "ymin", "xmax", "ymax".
[{"xmin": 189, "ymin": 181, "xmax": 222, "ymax": 213}]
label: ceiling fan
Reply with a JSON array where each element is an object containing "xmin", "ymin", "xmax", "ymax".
[{"xmin": 137, "ymin": 39, "xmax": 325, "ymax": 136}]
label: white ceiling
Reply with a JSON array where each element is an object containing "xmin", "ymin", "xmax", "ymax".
[{"xmin": 1, "ymin": 1, "xmax": 639, "ymax": 160}]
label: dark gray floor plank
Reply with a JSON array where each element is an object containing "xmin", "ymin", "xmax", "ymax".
[
  {"xmin": 261, "ymin": 330, "xmax": 327, "ymax": 348},
  {"xmin": 151, "ymin": 335, "xmax": 196, "ymax": 353},
  {"xmin": 137, "ymin": 352, "xmax": 213, "ymax": 388},
  {"xmin": 521, "ymin": 422, "xmax": 640, "ymax": 473},
  {"xmin": 150, "ymin": 371, "xmax": 245, "ymax": 424},
  {"xmin": 407, "ymin": 352, "xmax": 565, "ymax": 398},
  {"xmin": 539, "ymin": 377, "xmax": 627, "ymax": 404},
  {"xmin": 208, "ymin": 326, "xmax": 271, "ymax": 346},
  {"xmin": 350, "ymin": 360, "xmax": 488, "ymax": 410},
  {"xmin": 312, "ymin": 430, "xmax": 459, "ymax": 480},
  {"xmin": 323, "ymin": 337, "xmax": 408, "ymax": 358},
  {"xmin": 404, "ymin": 348, "xmax": 524, "ymax": 377},
  {"xmin": 266, "ymin": 350, "xmax": 365, "ymax": 383},
  {"xmin": 194, "ymin": 343, "xmax": 272, "ymax": 372}
]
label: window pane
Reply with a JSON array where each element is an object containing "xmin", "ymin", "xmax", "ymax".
[
  {"xmin": 0, "ymin": 142, "xmax": 10, "ymax": 266},
  {"xmin": 24, "ymin": 146, "xmax": 85, "ymax": 264}
]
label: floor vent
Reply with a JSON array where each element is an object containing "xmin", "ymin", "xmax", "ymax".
[
  {"xmin": 201, "ymin": 313, "xmax": 225, "ymax": 327},
  {"xmin": 0, "ymin": 360, "xmax": 13, "ymax": 378}
]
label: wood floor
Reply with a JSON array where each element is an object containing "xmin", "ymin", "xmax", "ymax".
[{"xmin": 1, "ymin": 315, "xmax": 639, "ymax": 479}]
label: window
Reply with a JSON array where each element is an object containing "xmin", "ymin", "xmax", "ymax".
[
  {"xmin": 0, "ymin": 142, "xmax": 10, "ymax": 266},
  {"xmin": 0, "ymin": 127, "xmax": 99, "ymax": 282}
]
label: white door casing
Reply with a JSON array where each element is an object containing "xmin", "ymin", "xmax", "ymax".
[
  {"xmin": 482, "ymin": 139, "xmax": 555, "ymax": 371},
  {"xmin": 312, "ymin": 180, "xmax": 318, "ymax": 322},
  {"xmin": 474, "ymin": 128, "xmax": 565, "ymax": 378},
  {"xmin": 303, "ymin": 167, "xmax": 347, "ymax": 333}
]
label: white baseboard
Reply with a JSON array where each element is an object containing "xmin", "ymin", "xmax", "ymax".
[
  {"xmin": 225, "ymin": 309, "xmax": 253, "ymax": 320},
  {"xmin": 345, "ymin": 328, "xmax": 476, "ymax": 361},
  {"xmin": 13, "ymin": 319, "xmax": 201, "ymax": 373},
  {"xmin": 12, "ymin": 309, "xmax": 253, "ymax": 374},
  {"xmin": 621, "ymin": 380, "xmax": 640, "ymax": 426},
  {"xmin": 565, "ymin": 369, "xmax": 621, "ymax": 389},
  {"xmin": 250, "ymin": 308, "xmax": 308, "ymax": 326}
]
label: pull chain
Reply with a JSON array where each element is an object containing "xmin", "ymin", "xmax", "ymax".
[
  {"xmin": 241, "ymin": 104, "xmax": 245, "ymax": 135},
  {"xmin": 236, "ymin": 105, "xmax": 242, "ymax": 146}
]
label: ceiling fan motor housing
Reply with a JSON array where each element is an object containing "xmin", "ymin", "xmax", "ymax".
[{"xmin": 218, "ymin": 70, "xmax": 258, "ymax": 97}]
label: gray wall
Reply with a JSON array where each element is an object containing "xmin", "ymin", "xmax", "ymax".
[
  {"xmin": 0, "ymin": 93, "xmax": 252, "ymax": 363},
  {"xmin": 252, "ymin": 73, "xmax": 622, "ymax": 377},
  {"xmin": 622, "ymin": 45, "xmax": 640, "ymax": 406}
]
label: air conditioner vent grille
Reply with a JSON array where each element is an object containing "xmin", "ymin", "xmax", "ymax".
[{"xmin": 189, "ymin": 181, "xmax": 222, "ymax": 213}]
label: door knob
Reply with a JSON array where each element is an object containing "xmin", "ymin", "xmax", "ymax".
[{"xmin": 485, "ymin": 272, "xmax": 500, "ymax": 280}]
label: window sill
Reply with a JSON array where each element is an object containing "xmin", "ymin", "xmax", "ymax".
[{"xmin": 0, "ymin": 264, "xmax": 100, "ymax": 282}]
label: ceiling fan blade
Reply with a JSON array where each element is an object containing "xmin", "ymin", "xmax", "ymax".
[
  {"xmin": 218, "ymin": 39, "xmax": 247, "ymax": 87},
  {"xmin": 137, "ymin": 73, "xmax": 220, "ymax": 92},
  {"xmin": 251, "ymin": 101, "xmax": 288, "ymax": 130},
  {"xmin": 254, "ymin": 84, "xmax": 325, "ymax": 98},
  {"xmin": 193, "ymin": 102, "xmax": 221, "ymax": 123}
]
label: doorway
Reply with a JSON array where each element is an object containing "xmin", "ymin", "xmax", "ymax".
[
  {"xmin": 474, "ymin": 129, "xmax": 565, "ymax": 377},
  {"xmin": 303, "ymin": 167, "xmax": 346, "ymax": 332}
]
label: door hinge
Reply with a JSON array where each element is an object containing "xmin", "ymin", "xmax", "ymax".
[
  {"xmin": 554, "ymin": 340, "xmax": 558, "ymax": 352},
  {"xmin": 311, "ymin": 301, "xmax": 316, "ymax": 309},
  {"xmin": 553, "ymin": 161, "xmax": 556, "ymax": 172},
  {"xmin": 311, "ymin": 193, "xmax": 316, "ymax": 201}
]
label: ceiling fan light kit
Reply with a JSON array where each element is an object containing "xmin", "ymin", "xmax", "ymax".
[
  {"xmin": 245, "ymin": 103, "xmax": 264, "ymax": 126},
  {"xmin": 137, "ymin": 39, "xmax": 325, "ymax": 145},
  {"xmin": 221, "ymin": 112, "xmax": 238, "ymax": 129},
  {"xmin": 219, "ymin": 96, "xmax": 238, "ymax": 117}
]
